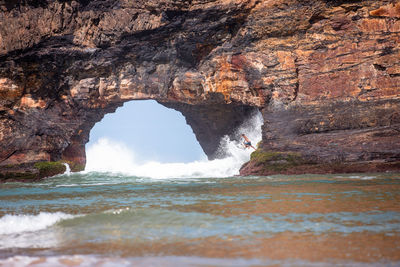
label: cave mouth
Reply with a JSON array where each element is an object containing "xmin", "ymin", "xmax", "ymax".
[
  {"xmin": 85, "ymin": 100, "xmax": 207, "ymax": 165},
  {"xmin": 82, "ymin": 99, "xmax": 263, "ymax": 178},
  {"xmin": 60, "ymin": 98, "xmax": 262, "ymax": 174}
]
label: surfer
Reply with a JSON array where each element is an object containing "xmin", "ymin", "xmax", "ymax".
[{"xmin": 241, "ymin": 134, "xmax": 256, "ymax": 150}]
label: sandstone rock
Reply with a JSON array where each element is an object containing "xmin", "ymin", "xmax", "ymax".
[{"xmin": 0, "ymin": 0, "xmax": 399, "ymax": 177}]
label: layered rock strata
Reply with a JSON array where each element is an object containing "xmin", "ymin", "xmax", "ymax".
[{"xmin": 0, "ymin": 0, "xmax": 399, "ymax": 178}]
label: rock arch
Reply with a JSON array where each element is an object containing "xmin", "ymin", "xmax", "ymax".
[{"xmin": 1, "ymin": 0, "xmax": 400, "ymax": 177}]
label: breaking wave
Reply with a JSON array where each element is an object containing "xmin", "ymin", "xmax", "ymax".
[
  {"xmin": 85, "ymin": 111, "xmax": 263, "ymax": 178},
  {"xmin": 0, "ymin": 212, "xmax": 75, "ymax": 235}
]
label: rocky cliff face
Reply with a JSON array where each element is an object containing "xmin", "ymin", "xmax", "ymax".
[{"xmin": 0, "ymin": 0, "xmax": 399, "ymax": 178}]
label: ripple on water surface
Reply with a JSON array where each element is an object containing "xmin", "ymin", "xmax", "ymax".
[{"xmin": 0, "ymin": 172, "xmax": 400, "ymax": 266}]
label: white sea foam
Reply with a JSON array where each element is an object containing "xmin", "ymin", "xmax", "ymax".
[
  {"xmin": 348, "ymin": 175, "xmax": 377, "ymax": 180},
  {"xmin": 336, "ymin": 175, "xmax": 377, "ymax": 180},
  {"xmin": 63, "ymin": 163, "xmax": 71, "ymax": 176},
  {"xmin": 106, "ymin": 207, "xmax": 131, "ymax": 215},
  {"xmin": 0, "ymin": 212, "xmax": 75, "ymax": 235},
  {"xmin": 85, "ymin": 112, "xmax": 263, "ymax": 178},
  {"xmin": 55, "ymin": 182, "xmax": 117, "ymax": 187}
]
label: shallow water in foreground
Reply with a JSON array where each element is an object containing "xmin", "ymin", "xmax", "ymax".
[{"xmin": 1, "ymin": 172, "xmax": 400, "ymax": 266}]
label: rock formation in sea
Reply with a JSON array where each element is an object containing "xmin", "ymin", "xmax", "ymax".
[{"xmin": 0, "ymin": 0, "xmax": 399, "ymax": 178}]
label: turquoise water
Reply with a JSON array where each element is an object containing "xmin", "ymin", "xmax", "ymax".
[{"xmin": 1, "ymin": 172, "xmax": 400, "ymax": 266}]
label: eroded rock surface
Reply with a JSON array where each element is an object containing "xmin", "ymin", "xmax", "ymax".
[{"xmin": 0, "ymin": 0, "xmax": 399, "ymax": 176}]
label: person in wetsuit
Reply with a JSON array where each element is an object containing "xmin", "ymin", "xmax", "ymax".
[{"xmin": 241, "ymin": 134, "xmax": 256, "ymax": 150}]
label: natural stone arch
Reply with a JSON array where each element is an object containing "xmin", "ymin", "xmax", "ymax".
[
  {"xmin": 0, "ymin": 45, "xmax": 265, "ymax": 171},
  {"xmin": 1, "ymin": 0, "xmax": 400, "ymax": 178},
  {"xmin": 0, "ymin": 0, "xmax": 266, "ymax": 175}
]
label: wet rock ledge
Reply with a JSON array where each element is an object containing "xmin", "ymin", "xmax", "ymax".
[{"xmin": 0, "ymin": 0, "xmax": 399, "ymax": 179}]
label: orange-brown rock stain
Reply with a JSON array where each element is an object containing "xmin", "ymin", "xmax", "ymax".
[
  {"xmin": 370, "ymin": 2, "xmax": 400, "ymax": 18},
  {"xmin": 19, "ymin": 95, "xmax": 47, "ymax": 109},
  {"xmin": 0, "ymin": 78, "xmax": 23, "ymax": 102},
  {"xmin": 211, "ymin": 55, "xmax": 248, "ymax": 102}
]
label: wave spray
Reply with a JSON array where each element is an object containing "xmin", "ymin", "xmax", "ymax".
[{"xmin": 85, "ymin": 111, "xmax": 263, "ymax": 178}]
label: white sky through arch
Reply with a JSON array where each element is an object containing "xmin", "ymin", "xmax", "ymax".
[
  {"xmin": 85, "ymin": 100, "xmax": 263, "ymax": 178},
  {"xmin": 86, "ymin": 100, "xmax": 207, "ymax": 164}
]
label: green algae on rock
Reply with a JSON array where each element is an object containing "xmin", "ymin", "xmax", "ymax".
[
  {"xmin": 240, "ymin": 151, "xmax": 400, "ymax": 176},
  {"xmin": 34, "ymin": 162, "xmax": 66, "ymax": 178},
  {"xmin": 246, "ymin": 150, "xmax": 307, "ymax": 173},
  {"xmin": 250, "ymin": 150, "xmax": 302, "ymax": 164},
  {"xmin": 0, "ymin": 161, "xmax": 66, "ymax": 182},
  {"xmin": 61, "ymin": 160, "xmax": 85, "ymax": 172}
]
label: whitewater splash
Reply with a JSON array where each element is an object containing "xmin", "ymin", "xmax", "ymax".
[
  {"xmin": 0, "ymin": 212, "xmax": 75, "ymax": 249},
  {"xmin": 0, "ymin": 212, "xmax": 75, "ymax": 235},
  {"xmin": 63, "ymin": 163, "xmax": 71, "ymax": 176},
  {"xmin": 85, "ymin": 111, "xmax": 263, "ymax": 178}
]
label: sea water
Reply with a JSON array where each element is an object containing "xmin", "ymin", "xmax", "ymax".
[{"xmin": 1, "ymin": 113, "xmax": 400, "ymax": 266}]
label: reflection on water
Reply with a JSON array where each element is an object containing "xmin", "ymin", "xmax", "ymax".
[{"xmin": 0, "ymin": 173, "xmax": 400, "ymax": 266}]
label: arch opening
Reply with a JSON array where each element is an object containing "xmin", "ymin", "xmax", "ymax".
[
  {"xmin": 83, "ymin": 100, "xmax": 263, "ymax": 178},
  {"xmin": 86, "ymin": 100, "xmax": 206, "ymax": 165}
]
